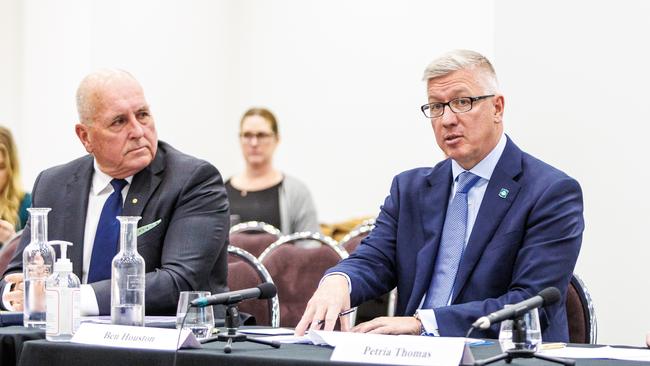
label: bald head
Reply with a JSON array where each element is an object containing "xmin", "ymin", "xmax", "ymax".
[
  {"xmin": 76, "ymin": 69, "xmax": 140, "ymax": 125},
  {"xmin": 74, "ymin": 69, "xmax": 158, "ymax": 178}
]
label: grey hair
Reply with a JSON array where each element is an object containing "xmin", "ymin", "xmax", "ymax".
[
  {"xmin": 76, "ymin": 68, "xmax": 137, "ymax": 124},
  {"xmin": 422, "ymin": 49, "xmax": 499, "ymax": 93}
]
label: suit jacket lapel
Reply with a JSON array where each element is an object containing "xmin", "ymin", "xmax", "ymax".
[
  {"xmin": 122, "ymin": 146, "xmax": 164, "ymax": 217},
  {"xmin": 406, "ymin": 162, "xmax": 452, "ymax": 314},
  {"xmin": 65, "ymin": 157, "xmax": 94, "ymax": 280},
  {"xmin": 451, "ymin": 138, "xmax": 523, "ymax": 302}
]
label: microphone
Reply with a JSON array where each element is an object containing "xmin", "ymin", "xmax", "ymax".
[
  {"xmin": 190, "ymin": 283, "xmax": 277, "ymax": 308},
  {"xmin": 471, "ymin": 287, "xmax": 561, "ymax": 330}
]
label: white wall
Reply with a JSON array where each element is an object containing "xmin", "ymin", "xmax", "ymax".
[
  {"xmin": 495, "ymin": 0, "xmax": 650, "ymax": 346},
  {"xmin": 0, "ymin": 0, "xmax": 22, "ymax": 136},
  {"xmin": 226, "ymin": 0, "xmax": 495, "ymax": 222},
  {"xmin": 2, "ymin": 0, "xmax": 649, "ymax": 346}
]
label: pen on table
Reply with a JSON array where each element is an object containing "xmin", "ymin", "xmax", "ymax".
[
  {"xmin": 540, "ymin": 342, "xmax": 567, "ymax": 350},
  {"xmin": 317, "ymin": 308, "xmax": 356, "ymax": 325},
  {"xmin": 468, "ymin": 340, "xmax": 494, "ymax": 347}
]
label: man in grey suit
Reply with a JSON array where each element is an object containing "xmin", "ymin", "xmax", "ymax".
[{"xmin": 2, "ymin": 69, "xmax": 229, "ymax": 316}]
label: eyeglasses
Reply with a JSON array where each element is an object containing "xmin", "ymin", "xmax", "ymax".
[
  {"xmin": 240, "ymin": 132, "xmax": 275, "ymax": 143},
  {"xmin": 420, "ymin": 95, "xmax": 494, "ymax": 118}
]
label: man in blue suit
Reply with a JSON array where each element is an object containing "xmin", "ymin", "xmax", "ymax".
[{"xmin": 295, "ymin": 50, "xmax": 583, "ymax": 341}]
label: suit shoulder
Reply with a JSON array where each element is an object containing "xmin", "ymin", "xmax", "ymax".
[
  {"xmin": 522, "ymin": 152, "xmax": 573, "ymax": 180},
  {"xmin": 394, "ymin": 160, "xmax": 448, "ymax": 182},
  {"xmin": 36, "ymin": 155, "xmax": 92, "ymax": 182},
  {"xmin": 159, "ymin": 141, "xmax": 219, "ymax": 175},
  {"xmin": 520, "ymin": 151, "xmax": 580, "ymax": 187}
]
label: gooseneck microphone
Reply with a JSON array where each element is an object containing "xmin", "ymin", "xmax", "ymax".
[
  {"xmin": 190, "ymin": 283, "xmax": 277, "ymax": 308},
  {"xmin": 471, "ymin": 287, "xmax": 561, "ymax": 330}
]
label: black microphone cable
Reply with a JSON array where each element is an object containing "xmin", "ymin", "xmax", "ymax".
[{"xmin": 172, "ymin": 303, "xmax": 192, "ymax": 366}]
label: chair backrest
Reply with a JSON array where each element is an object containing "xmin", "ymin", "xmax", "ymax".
[
  {"xmin": 336, "ymin": 220, "xmax": 391, "ymax": 324},
  {"xmin": 566, "ymin": 273, "xmax": 597, "ymax": 344},
  {"xmin": 229, "ymin": 221, "xmax": 281, "ymax": 258},
  {"xmin": 338, "ymin": 219, "xmax": 375, "ymax": 254},
  {"xmin": 0, "ymin": 230, "xmax": 22, "ymax": 275},
  {"xmin": 259, "ymin": 232, "xmax": 347, "ymax": 327},
  {"xmin": 227, "ymin": 246, "xmax": 280, "ymax": 327}
]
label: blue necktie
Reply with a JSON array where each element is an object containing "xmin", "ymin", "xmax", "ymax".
[
  {"xmin": 88, "ymin": 178, "xmax": 128, "ymax": 283},
  {"xmin": 423, "ymin": 171, "xmax": 481, "ymax": 308}
]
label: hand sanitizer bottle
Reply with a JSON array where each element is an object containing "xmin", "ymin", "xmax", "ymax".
[
  {"xmin": 46, "ymin": 241, "xmax": 81, "ymax": 342},
  {"xmin": 23, "ymin": 208, "xmax": 56, "ymax": 329}
]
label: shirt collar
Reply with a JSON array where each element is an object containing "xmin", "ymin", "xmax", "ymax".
[
  {"xmin": 451, "ymin": 133, "xmax": 507, "ymax": 182},
  {"xmin": 90, "ymin": 160, "xmax": 134, "ymax": 196}
]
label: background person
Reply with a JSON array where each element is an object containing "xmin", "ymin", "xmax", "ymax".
[
  {"xmin": 1, "ymin": 69, "xmax": 229, "ymax": 316},
  {"xmin": 0, "ymin": 126, "xmax": 31, "ymax": 245},
  {"xmin": 226, "ymin": 107, "xmax": 319, "ymax": 234},
  {"xmin": 295, "ymin": 50, "xmax": 584, "ymax": 342}
]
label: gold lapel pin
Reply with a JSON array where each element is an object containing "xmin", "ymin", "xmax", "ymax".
[{"xmin": 132, "ymin": 198, "xmax": 138, "ymax": 204}]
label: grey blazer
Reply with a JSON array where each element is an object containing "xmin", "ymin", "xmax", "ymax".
[
  {"xmin": 278, "ymin": 174, "xmax": 319, "ymax": 234},
  {"xmin": 3, "ymin": 141, "xmax": 229, "ymax": 315}
]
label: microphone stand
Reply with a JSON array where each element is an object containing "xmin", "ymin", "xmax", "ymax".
[
  {"xmin": 474, "ymin": 316, "xmax": 574, "ymax": 366},
  {"xmin": 216, "ymin": 304, "xmax": 281, "ymax": 353}
]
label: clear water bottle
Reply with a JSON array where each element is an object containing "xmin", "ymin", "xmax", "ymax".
[
  {"xmin": 111, "ymin": 216, "xmax": 145, "ymax": 326},
  {"xmin": 23, "ymin": 208, "xmax": 55, "ymax": 328}
]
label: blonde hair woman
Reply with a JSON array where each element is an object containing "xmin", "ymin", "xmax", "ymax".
[{"xmin": 0, "ymin": 126, "xmax": 31, "ymax": 245}]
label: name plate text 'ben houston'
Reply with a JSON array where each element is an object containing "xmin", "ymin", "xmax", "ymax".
[{"xmin": 70, "ymin": 323, "xmax": 200, "ymax": 350}]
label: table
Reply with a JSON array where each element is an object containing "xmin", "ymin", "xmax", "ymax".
[
  {"xmin": 16, "ymin": 336, "xmax": 650, "ymax": 366},
  {"xmin": 0, "ymin": 326, "xmax": 43, "ymax": 366},
  {"xmin": 1, "ymin": 325, "xmax": 649, "ymax": 366}
]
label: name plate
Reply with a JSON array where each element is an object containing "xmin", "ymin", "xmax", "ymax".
[
  {"xmin": 70, "ymin": 323, "xmax": 201, "ymax": 350},
  {"xmin": 329, "ymin": 334, "xmax": 474, "ymax": 366}
]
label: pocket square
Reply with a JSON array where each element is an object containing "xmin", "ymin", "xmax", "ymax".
[{"xmin": 137, "ymin": 219, "xmax": 162, "ymax": 236}]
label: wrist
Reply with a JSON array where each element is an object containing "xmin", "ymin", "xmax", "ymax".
[{"xmin": 413, "ymin": 312, "xmax": 425, "ymax": 335}]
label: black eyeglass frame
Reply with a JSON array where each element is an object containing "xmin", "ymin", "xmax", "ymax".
[{"xmin": 420, "ymin": 94, "xmax": 495, "ymax": 118}]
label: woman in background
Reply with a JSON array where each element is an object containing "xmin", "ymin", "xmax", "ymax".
[
  {"xmin": 226, "ymin": 108, "xmax": 319, "ymax": 234},
  {"xmin": 0, "ymin": 126, "xmax": 31, "ymax": 245}
]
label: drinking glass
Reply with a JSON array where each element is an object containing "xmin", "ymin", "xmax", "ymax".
[
  {"xmin": 176, "ymin": 291, "xmax": 215, "ymax": 340},
  {"xmin": 498, "ymin": 305, "xmax": 542, "ymax": 351}
]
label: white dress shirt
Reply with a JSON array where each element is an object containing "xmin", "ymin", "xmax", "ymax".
[{"xmin": 79, "ymin": 163, "xmax": 132, "ymax": 315}]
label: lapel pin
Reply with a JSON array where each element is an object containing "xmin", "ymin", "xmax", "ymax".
[
  {"xmin": 131, "ymin": 198, "xmax": 138, "ymax": 204},
  {"xmin": 498, "ymin": 188, "xmax": 509, "ymax": 199}
]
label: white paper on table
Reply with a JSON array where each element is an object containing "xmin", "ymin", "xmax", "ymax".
[
  {"xmin": 254, "ymin": 330, "xmax": 354, "ymax": 345},
  {"xmin": 255, "ymin": 334, "xmax": 315, "ymax": 344},
  {"xmin": 540, "ymin": 346, "xmax": 650, "ymax": 361},
  {"xmin": 239, "ymin": 328, "xmax": 295, "ymax": 336}
]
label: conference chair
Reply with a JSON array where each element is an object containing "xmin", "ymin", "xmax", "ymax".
[
  {"xmin": 566, "ymin": 273, "xmax": 597, "ymax": 344},
  {"xmin": 337, "ymin": 220, "xmax": 397, "ymax": 323},
  {"xmin": 259, "ymin": 232, "xmax": 348, "ymax": 327},
  {"xmin": 227, "ymin": 246, "xmax": 280, "ymax": 327},
  {"xmin": 229, "ymin": 221, "xmax": 282, "ymax": 258},
  {"xmin": 337, "ymin": 218, "xmax": 375, "ymax": 253},
  {"xmin": 0, "ymin": 230, "xmax": 22, "ymax": 275}
]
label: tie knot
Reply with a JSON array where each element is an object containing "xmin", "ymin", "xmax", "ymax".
[
  {"xmin": 455, "ymin": 172, "xmax": 480, "ymax": 194},
  {"xmin": 111, "ymin": 178, "xmax": 128, "ymax": 192}
]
